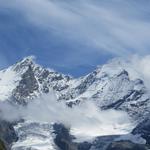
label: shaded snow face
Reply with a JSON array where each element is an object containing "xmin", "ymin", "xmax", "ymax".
[{"xmin": 0, "ymin": 91, "xmax": 134, "ymax": 142}]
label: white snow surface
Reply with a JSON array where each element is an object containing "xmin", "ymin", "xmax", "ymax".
[
  {"xmin": 12, "ymin": 121, "xmax": 57, "ymax": 150},
  {"xmin": 0, "ymin": 57, "xmax": 149, "ymax": 149}
]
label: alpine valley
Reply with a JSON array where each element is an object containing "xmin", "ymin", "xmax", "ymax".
[{"xmin": 0, "ymin": 56, "xmax": 150, "ymax": 150}]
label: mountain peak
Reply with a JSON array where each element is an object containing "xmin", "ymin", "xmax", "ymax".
[
  {"xmin": 95, "ymin": 58, "xmax": 125, "ymax": 79},
  {"xmin": 19, "ymin": 55, "xmax": 36, "ymax": 66},
  {"xmin": 21, "ymin": 55, "xmax": 36, "ymax": 63},
  {"xmin": 13, "ymin": 56, "xmax": 37, "ymax": 73}
]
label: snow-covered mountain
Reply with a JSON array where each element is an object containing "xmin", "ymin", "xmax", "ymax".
[{"xmin": 0, "ymin": 56, "xmax": 150, "ymax": 150}]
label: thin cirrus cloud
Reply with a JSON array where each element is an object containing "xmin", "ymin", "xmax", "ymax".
[
  {"xmin": 3, "ymin": 0, "xmax": 150, "ymax": 56},
  {"xmin": 0, "ymin": 0, "xmax": 150, "ymax": 76}
]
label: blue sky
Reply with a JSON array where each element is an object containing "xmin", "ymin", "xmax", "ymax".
[{"xmin": 0, "ymin": 0, "xmax": 150, "ymax": 77}]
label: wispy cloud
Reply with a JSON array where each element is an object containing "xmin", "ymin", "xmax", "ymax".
[
  {"xmin": 1, "ymin": 0, "xmax": 150, "ymax": 76},
  {"xmin": 2, "ymin": 0, "xmax": 150, "ymax": 56},
  {"xmin": 122, "ymin": 55, "xmax": 150, "ymax": 91},
  {"xmin": 0, "ymin": 91, "xmax": 133, "ymax": 141}
]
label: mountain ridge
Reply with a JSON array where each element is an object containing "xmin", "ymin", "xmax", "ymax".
[
  {"xmin": 1, "ymin": 56, "xmax": 150, "ymax": 121},
  {"xmin": 0, "ymin": 56, "xmax": 150, "ymax": 150}
]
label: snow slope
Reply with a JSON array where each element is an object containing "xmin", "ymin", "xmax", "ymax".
[{"xmin": 0, "ymin": 57, "xmax": 150, "ymax": 149}]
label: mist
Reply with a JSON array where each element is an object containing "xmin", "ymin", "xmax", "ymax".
[
  {"xmin": 113, "ymin": 55, "xmax": 150, "ymax": 92},
  {"xmin": 127, "ymin": 55, "xmax": 150, "ymax": 91},
  {"xmin": 0, "ymin": 91, "xmax": 133, "ymax": 142}
]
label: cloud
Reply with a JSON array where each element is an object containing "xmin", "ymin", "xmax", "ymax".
[
  {"xmin": 1, "ymin": 0, "xmax": 150, "ymax": 57},
  {"xmin": 121, "ymin": 55, "xmax": 150, "ymax": 91},
  {"xmin": 0, "ymin": 101, "xmax": 22, "ymax": 122},
  {"xmin": 0, "ymin": 91, "xmax": 133, "ymax": 142}
]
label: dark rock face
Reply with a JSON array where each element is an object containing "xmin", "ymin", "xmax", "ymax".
[
  {"xmin": 53, "ymin": 124, "xmax": 92, "ymax": 150},
  {"xmin": 75, "ymin": 71, "xmax": 97, "ymax": 95},
  {"xmin": 53, "ymin": 123, "xmax": 77, "ymax": 150},
  {"xmin": 132, "ymin": 118, "xmax": 150, "ymax": 145},
  {"xmin": 78, "ymin": 142, "xmax": 91, "ymax": 150},
  {"xmin": 37, "ymin": 69, "xmax": 70, "ymax": 93},
  {"xmin": 90, "ymin": 135, "xmax": 120, "ymax": 150},
  {"xmin": 12, "ymin": 65, "xmax": 39, "ymax": 105},
  {"xmin": 106, "ymin": 141, "xmax": 148, "ymax": 150},
  {"xmin": 0, "ymin": 120, "xmax": 18, "ymax": 150},
  {"xmin": 0, "ymin": 139, "xmax": 6, "ymax": 150}
]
